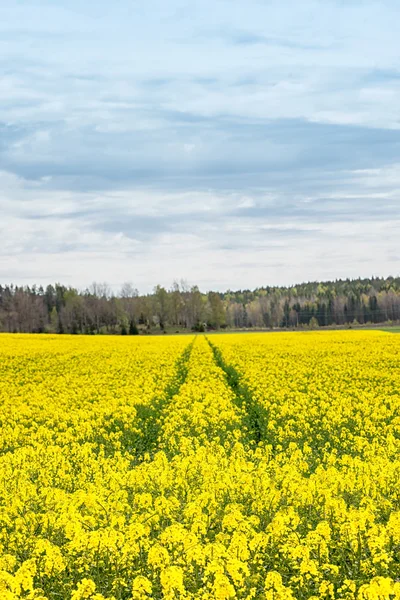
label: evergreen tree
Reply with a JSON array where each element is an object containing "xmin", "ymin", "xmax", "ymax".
[{"xmin": 129, "ymin": 319, "xmax": 139, "ymax": 335}]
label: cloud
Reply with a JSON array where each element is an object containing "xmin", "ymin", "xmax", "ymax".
[
  {"xmin": 1, "ymin": 115, "xmax": 400, "ymax": 191},
  {"xmin": 206, "ymin": 29, "xmax": 330, "ymax": 51},
  {"xmin": 1, "ymin": 0, "xmax": 400, "ymax": 289},
  {"xmin": 1, "ymin": 165, "xmax": 399, "ymax": 292}
]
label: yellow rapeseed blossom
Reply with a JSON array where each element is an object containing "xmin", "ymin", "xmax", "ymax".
[{"xmin": 0, "ymin": 331, "xmax": 400, "ymax": 599}]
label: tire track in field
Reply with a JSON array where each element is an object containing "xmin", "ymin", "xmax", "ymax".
[
  {"xmin": 131, "ymin": 338, "xmax": 196, "ymax": 462},
  {"xmin": 206, "ymin": 337, "xmax": 269, "ymax": 446},
  {"xmin": 102, "ymin": 338, "xmax": 196, "ymax": 463}
]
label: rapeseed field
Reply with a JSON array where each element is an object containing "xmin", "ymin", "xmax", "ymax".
[{"xmin": 0, "ymin": 331, "xmax": 399, "ymax": 600}]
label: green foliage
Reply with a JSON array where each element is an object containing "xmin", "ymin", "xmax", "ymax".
[
  {"xmin": 1, "ymin": 276, "xmax": 400, "ymax": 334},
  {"xmin": 129, "ymin": 320, "xmax": 139, "ymax": 335}
]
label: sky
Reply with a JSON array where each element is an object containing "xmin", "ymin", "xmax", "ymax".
[{"xmin": 1, "ymin": 0, "xmax": 400, "ymax": 293}]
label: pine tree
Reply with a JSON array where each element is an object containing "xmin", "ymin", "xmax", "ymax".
[{"xmin": 129, "ymin": 319, "xmax": 139, "ymax": 335}]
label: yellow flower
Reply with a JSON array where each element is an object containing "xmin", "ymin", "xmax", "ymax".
[
  {"xmin": 132, "ymin": 575, "xmax": 152, "ymax": 599},
  {"xmin": 1, "ymin": 331, "xmax": 400, "ymax": 598},
  {"xmin": 71, "ymin": 578, "xmax": 96, "ymax": 600},
  {"xmin": 213, "ymin": 572, "xmax": 236, "ymax": 600},
  {"xmin": 147, "ymin": 545, "xmax": 170, "ymax": 570},
  {"xmin": 160, "ymin": 566, "xmax": 186, "ymax": 598},
  {"xmin": 265, "ymin": 571, "xmax": 294, "ymax": 600},
  {"xmin": 358, "ymin": 576, "xmax": 400, "ymax": 599}
]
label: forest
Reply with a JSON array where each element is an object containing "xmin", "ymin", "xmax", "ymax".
[{"xmin": 0, "ymin": 276, "xmax": 399, "ymax": 334}]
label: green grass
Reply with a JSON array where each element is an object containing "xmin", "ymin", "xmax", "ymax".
[{"xmin": 380, "ymin": 327, "xmax": 400, "ymax": 333}]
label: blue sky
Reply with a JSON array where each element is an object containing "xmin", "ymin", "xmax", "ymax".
[{"xmin": 1, "ymin": 0, "xmax": 399, "ymax": 292}]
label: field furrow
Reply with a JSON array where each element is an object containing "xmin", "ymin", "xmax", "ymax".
[
  {"xmin": 127, "ymin": 338, "xmax": 195, "ymax": 463},
  {"xmin": 207, "ymin": 337, "xmax": 268, "ymax": 446}
]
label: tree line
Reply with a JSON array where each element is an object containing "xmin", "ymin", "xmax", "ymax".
[{"xmin": 0, "ymin": 276, "xmax": 399, "ymax": 334}]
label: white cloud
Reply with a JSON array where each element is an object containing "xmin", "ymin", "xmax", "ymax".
[
  {"xmin": 1, "ymin": 0, "xmax": 400, "ymax": 289},
  {"xmin": 0, "ymin": 167, "xmax": 399, "ymax": 291}
]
